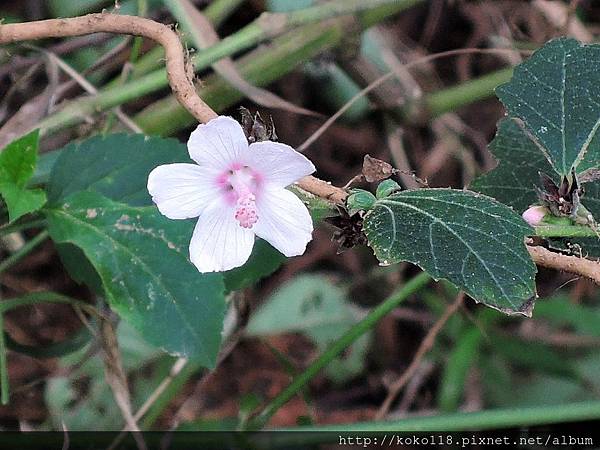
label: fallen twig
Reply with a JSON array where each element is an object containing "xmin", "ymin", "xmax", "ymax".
[{"xmin": 376, "ymin": 292, "xmax": 464, "ymax": 419}]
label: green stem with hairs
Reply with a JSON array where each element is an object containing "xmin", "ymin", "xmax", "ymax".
[
  {"xmin": 534, "ymin": 224, "xmax": 600, "ymax": 238},
  {"xmin": 243, "ymin": 271, "xmax": 431, "ymax": 430}
]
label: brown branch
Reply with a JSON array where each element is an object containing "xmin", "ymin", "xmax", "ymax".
[
  {"xmin": 376, "ymin": 292, "xmax": 464, "ymax": 420},
  {"xmin": 0, "ymin": 13, "xmax": 217, "ymax": 124},
  {"xmin": 527, "ymin": 244, "xmax": 600, "ymax": 285},
  {"xmin": 296, "ymin": 176, "xmax": 348, "ymax": 204}
]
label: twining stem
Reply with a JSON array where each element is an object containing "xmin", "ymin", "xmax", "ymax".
[
  {"xmin": 0, "ymin": 230, "xmax": 49, "ymax": 275},
  {"xmin": 243, "ymin": 271, "xmax": 432, "ymax": 430},
  {"xmin": 104, "ymin": 0, "xmax": 247, "ymax": 86}
]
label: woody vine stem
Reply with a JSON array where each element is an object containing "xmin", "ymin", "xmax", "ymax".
[{"xmin": 0, "ymin": 12, "xmax": 598, "ymax": 283}]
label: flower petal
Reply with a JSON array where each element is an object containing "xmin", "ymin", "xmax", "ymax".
[
  {"xmin": 189, "ymin": 201, "xmax": 255, "ymax": 272},
  {"xmin": 254, "ymin": 187, "xmax": 313, "ymax": 257},
  {"xmin": 243, "ymin": 141, "xmax": 315, "ymax": 188},
  {"xmin": 147, "ymin": 163, "xmax": 219, "ymax": 219},
  {"xmin": 188, "ymin": 116, "xmax": 248, "ymax": 170}
]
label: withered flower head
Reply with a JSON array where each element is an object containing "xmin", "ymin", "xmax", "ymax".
[
  {"xmin": 535, "ymin": 169, "xmax": 583, "ymax": 219},
  {"xmin": 240, "ymin": 107, "xmax": 278, "ymax": 144},
  {"xmin": 325, "ymin": 206, "xmax": 368, "ymax": 254}
]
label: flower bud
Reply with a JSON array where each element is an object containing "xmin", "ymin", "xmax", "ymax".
[
  {"xmin": 376, "ymin": 179, "xmax": 401, "ymax": 199},
  {"xmin": 346, "ymin": 189, "xmax": 376, "ymax": 215},
  {"xmin": 522, "ymin": 205, "xmax": 549, "ymax": 226}
]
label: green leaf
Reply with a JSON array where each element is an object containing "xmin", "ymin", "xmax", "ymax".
[
  {"xmin": 46, "ymin": 191, "xmax": 226, "ymax": 366},
  {"xmin": 224, "ymin": 240, "xmax": 285, "ymax": 292},
  {"xmin": 247, "ymin": 274, "xmax": 355, "ymax": 337},
  {"xmin": 470, "ymin": 119, "xmax": 600, "ymax": 254},
  {"xmin": 0, "ymin": 130, "xmax": 39, "ymax": 185},
  {"xmin": 471, "ymin": 118, "xmax": 554, "ymax": 213},
  {"xmin": 0, "ymin": 184, "xmax": 46, "ymax": 222},
  {"xmin": 48, "ymin": 133, "xmax": 189, "ymax": 206},
  {"xmin": 438, "ymin": 326, "xmax": 482, "ymax": 412},
  {"xmin": 246, "ymin": 274, "xmax": 368, "ymax": 382},
  {"xmin": 496, "ymin": 37, "xmax": 600, "ymax": 175},
  {"xmin": 56, "ymin": 243, "xmax": 104, "ymax": 295},
  {"xmin": 362, "ymin": 189, "xmax": 537, "ymax": 315},
  {"xmin": 376, "ymin": 179, "xmax": 401, "ymax": 199},
  {"xmin": 0, "ymin": 130, "xmax": 47, "ymax": 222}
]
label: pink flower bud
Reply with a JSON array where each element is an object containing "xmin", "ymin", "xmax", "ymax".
[{"xmin": 522, "ymin": 205, "xmax": 549, "ymax": 226}]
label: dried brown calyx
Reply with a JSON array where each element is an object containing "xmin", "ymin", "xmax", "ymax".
[{"xmin": 240, "ymin": 107, "xmax": 278, "ymax": 143}]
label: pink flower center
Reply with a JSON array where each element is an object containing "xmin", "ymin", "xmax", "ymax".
[
  {"xmin": 217, "ymin": 165, "xmax": 261, "ymax": 229},
  {"xmin": 235, "ymin": 191, "xmax": 258, "ymax": 228}
]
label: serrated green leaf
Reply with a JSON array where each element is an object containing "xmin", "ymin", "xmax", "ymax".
[
  {"xmin": 0, "ymin": 184, "xmax": 46, "ymax": 222},
  {"xmin": 471, "ymin": 118, "xmax": 600, "ymax": 255},
  {"xmin": 46, "ymin": 191, "xmax": 226, "ymax": 366},
  {"xmin": 496, "ymin": 37, "xmax": 600, "ymax": 175},
  {"xmin": 0, "ymin": 130, "xmax": 47, "ymax": 222},
  {"xmin": 363, "ymin": 189, "xmax": 537, "ymax": 315},
  {"xmin": 471, "ymin": 118, "xmax": 554, "ymax": 213},
  {"xmin": 0, "ymin": 130, "xmax": 39, "ymax": 185}
]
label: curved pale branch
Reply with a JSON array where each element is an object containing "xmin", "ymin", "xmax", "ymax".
[{"xmin": 0, "ymin": 13, "xmax": 217, "ymax": 124}]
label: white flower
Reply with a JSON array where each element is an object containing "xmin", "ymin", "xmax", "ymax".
[{"xmin": 147, "ymin": 116, "xmax": 316, "ymax": 273}]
